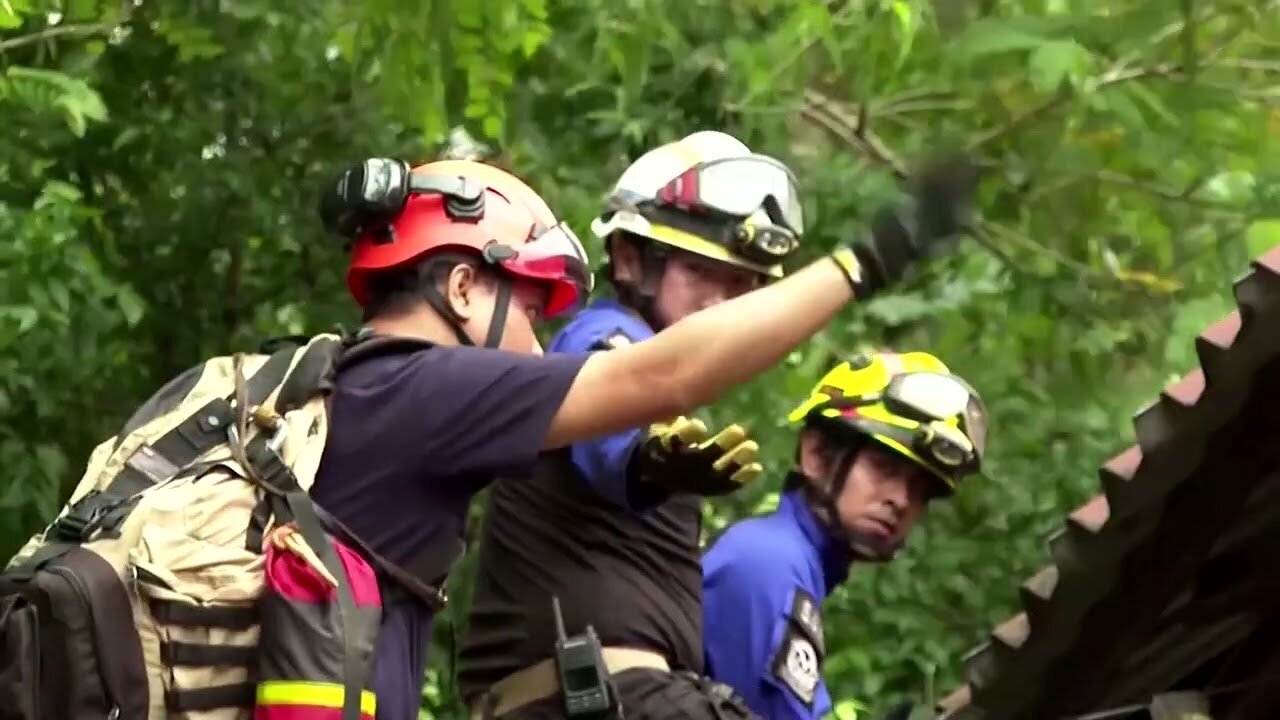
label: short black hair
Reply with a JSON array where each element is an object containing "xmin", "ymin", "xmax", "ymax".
[{"xmin": 360, "ymin": 252, "xmax": 492, "ymax": 322}]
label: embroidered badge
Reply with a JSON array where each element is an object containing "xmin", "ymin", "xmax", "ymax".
[
  {"xmin": 771, "ymin": 629, "xmax": 821, "ymax": 706},
  {"xmin": 590, "ymin": 330, "xmax": 633, "ymax": 351}
]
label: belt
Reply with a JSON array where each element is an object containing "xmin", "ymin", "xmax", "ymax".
[{"xmin": 469, "ymin": 647, "xmax": 670, "ymax": 720}]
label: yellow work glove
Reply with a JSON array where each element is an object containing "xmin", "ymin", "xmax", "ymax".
[{"xmin": 632, "ymin": 416, "xmax": 763, "ymax": 497}]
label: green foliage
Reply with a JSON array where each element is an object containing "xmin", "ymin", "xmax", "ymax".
[{"xmin": 2, "ymin": 0, "xmax": 1278, "ymax": 717}]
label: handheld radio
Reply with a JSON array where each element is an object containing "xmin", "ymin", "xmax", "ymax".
[{"xmin": 551, "ymin": 595, "xmax": 617, "ymax": 718}]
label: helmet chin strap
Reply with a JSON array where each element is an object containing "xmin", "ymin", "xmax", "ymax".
[
  {"xmin": 421, "ymin": 276, "xmax": 513, "ymax": 349},
  {"xmin": 607, "ymin": 238, "xmax": 671, "ymax": 331}
]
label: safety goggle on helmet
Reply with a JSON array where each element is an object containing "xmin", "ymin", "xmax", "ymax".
[
  {"xmin": 654, "ymin": 154, "xmax": 804, "ymax": 265},
  {"xmin": 590, "ymin": 131, "xmax": 805, "ymax": 278},
  {"xmin": 787, "ymin": 351, "xmax": 989, "ymax": 493}
]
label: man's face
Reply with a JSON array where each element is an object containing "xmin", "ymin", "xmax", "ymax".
[
  {"xmin": 800, "ymin": 431, "xmax": 937, "ymax": 561},
  {"xmin": 833, "ymin": 445, "xmax": 935, "ymax": 559},
  {"xmin": 652, "ymin": 250, "xmax": 761, "ymax": 326}
]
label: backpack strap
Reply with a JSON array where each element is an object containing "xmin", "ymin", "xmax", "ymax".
[
  {"xmin": 275, "ymin": 336, "xmax": 343, "ymax": 413},
  {"xmin": 312, "ymin": 504, "xmax": 457, "ymax": 612},
  {"xmin": 239, "ymin": 430, "xmax": 365, "ymax": 720},
  {"xmin": 45, "ymin": 346, "xmax": 300, "ymax": 544}
]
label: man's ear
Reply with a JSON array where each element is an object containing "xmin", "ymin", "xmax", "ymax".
[
  {"xmin": 797, "ymin": 428, "xmax": 829, "ymax": 480},
  {"xmin": 445, "ymin": 262, "xmax": 480, "ymax": 322}
]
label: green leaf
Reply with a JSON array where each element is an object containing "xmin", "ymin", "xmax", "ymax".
[
  {"xmin": 153, "ymin": 18, "xmax": 225, "ymax": 61},
  {"xmin": 1126, "ymin": 81, "xmax": 1179, "ymax": 127},
  {"xmin": 0, "ymin": 468, "xmax": 25, "ymax": 508},
  {"xmin": 890, "ymin": 0, "xmax": 916, "ymax": 68},
  {"xmin": 954, "ymin": 18, "xmax": 1048, "ymax": 59},
  {"xmin": 0, "ymin": 306, "xmax": 39, "ymax": 333},
  {"xmin": 1028, "ymin": 39, "xmax": 1089, "ymax": 94},
  {"xmin": 48, "ymin": 281, "xmax": 70, "ymax": 314},
  {"xmin": 1199, "ymin": 170, "xmax": 1256, "ymax": 205},
  {"xmin": 1245, "ymin": 218, "xmax": 1280, "ymax": 258},
  {"xmin": 863, "ymin": 293, "xmax": 937, "ymax": 325},
  {"xmin": 35, "ymin": 179, "xmax": 84, "ymax": 207},
  {"xmin": 5, "ymin": 66, "xmax": 109, "ymax": 136},
  {"xmin": 829, "ymin": 698, "xmax": 868, "ymax": 719},
  {"xmin": 116, "ymin": 289, "xmax": 145, "ymax": 326},
  {"xmin": 0, "ymin": 0, "xmax": 31, "ymax": 28}
]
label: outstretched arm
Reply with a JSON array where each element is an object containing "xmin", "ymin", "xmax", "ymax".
[
  {"xmin": 544, "ymin": 254, "xmax": 859, "ymax": 450},
  {"xmin": 543, "ymin": 154, "xmax": 979, "ymax": 450}
]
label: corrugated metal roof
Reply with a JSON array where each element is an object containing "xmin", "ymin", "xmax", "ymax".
[{"xmin": 936, "ymin": 245, "xmax": 1280, "ymax": 720}]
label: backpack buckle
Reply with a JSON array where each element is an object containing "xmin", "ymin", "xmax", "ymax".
[{"xmin": 46, "ymin": 490, "xmax": 132, "ymax": 543}]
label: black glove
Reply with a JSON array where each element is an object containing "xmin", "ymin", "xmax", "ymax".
[
  {"xmin": 835, "ymin": 156, "xmax": 981, "ymax": 298},
  {"xmin": 629, "ymin": 416, "xmax": 763, "ymax": 497}
]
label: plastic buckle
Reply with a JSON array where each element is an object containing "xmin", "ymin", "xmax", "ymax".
[
  {"xmin": 46, "ymin": 491, "xmax": 116, "ymax": 543},
  {"xmin": 46, "ymin": 513, "xmax": 91, "ymax": 543}
]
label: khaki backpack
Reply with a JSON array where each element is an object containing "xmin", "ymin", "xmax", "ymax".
[{"xmin": 0, "ymin": 332, "xmax": 451, "ymax": 720}]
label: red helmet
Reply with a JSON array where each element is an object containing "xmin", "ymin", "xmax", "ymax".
[{"xmin": 345, "ymin": 159, "xmax": 592, "ymax": 317}]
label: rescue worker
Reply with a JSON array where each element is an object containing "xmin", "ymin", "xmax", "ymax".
[
  {"xmin": 455, "ymin": 133, "xmax": 981, "ymax": 720},
  {"xmin": 700, "ymin": 351, "xmax": 989, "ymax": 720}
]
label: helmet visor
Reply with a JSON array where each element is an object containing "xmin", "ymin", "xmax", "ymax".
[
  {"xmin": 659, "ymin": 154, "xmax": 805, "ymax": 235},
  {"xmin": 495, "ymin": 222, "xmax": 594, "ymax": 318}
]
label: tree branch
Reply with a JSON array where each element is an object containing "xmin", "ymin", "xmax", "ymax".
[
  {"xmin": 801, "ymin": 88, "xmax": 910, "ymax": 177},
  {"xmin": 969, "ymin": 0, "xmax": 1277, "ymax": 151},
  {"xmin": 0, "ymin": 22, "xmax": 117, "ymax": 53},
  {"xmin": 1213, "ymin": 58, "xmax": 1280, "ymax": 74},
  {"xmin": 968, "ymin": 63, "xmax": 1180, "ymax": 150},
  {"xmin": 1046, "ymin": 170, "xmax": 1254, "ymax": 214}
]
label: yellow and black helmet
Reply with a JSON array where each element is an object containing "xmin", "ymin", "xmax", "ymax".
[
  {"xmin": 787, "ymin": 351, "xmax": 988, "ymax": 493},
  {"xmin": 590, "ymin": 130, "xmax": 804, "ymax": 279}
]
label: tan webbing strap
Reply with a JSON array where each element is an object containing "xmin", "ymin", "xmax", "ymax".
[{"xmin": 469, "ymin": 647, "xmax": 670, "ymax": 720}]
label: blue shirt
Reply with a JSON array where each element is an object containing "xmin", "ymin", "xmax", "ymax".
[
  {"xmin": 548, "ymin": 297, "xmax": 668, "ymax": 510},
  {"xmin": 702, "ymin": 489, "xmax": 853, "ymax": 720},
  {"xmin": 311, "ymin": 342, "xmax": 587, "ymax": 720}
]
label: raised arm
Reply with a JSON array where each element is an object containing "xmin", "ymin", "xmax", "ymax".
[
  {"xmin": 544, "ymin": 254, "xmax": 858, "ymax": 450},
  {"xmin": 543, "ymin": 156, "xmax": 978, "ymax": 451}
]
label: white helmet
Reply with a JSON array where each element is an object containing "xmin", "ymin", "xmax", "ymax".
[{"xmin": 590, "ymin": 130, "xmax": 803, "ymax": 278}]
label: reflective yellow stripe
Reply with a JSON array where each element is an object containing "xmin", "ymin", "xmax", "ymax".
[
  {"xmin": 644, "ymin": 222, "xmax": 784, "ymax": 278},
  {"xmin": 256, "ymin": 681, "xmax": 377, "ymax": 716}
]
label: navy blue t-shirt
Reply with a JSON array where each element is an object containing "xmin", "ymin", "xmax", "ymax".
[{"xmin": 310, "ymin": 341, "xmax": 587, "ymax": 720}]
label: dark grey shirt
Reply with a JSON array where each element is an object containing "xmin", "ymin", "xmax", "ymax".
[{"xmin": 311, "ymin": 342, "xmax": 587, "ymax": 720}]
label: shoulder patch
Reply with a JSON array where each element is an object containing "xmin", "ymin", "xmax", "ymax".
[
  {"xmin": 589, "ymin": 330, "xmax": 634, "ymax": 351},
  {"xmin": 789, "ymin": 587, "xmax": 825, "ymax": 657},
  {"xmin": 770, "ymin": 626, "xmax": 822, "ymax": 707}
]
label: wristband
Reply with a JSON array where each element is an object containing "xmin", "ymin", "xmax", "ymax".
[{"xmin": 829, "ymin": 247, "xmax": 864, "ymax": 295}]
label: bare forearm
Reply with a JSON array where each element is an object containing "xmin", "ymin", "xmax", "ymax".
[{"xmin": 635, "ymin": 257, "xmax": 856, "ymax": 410}]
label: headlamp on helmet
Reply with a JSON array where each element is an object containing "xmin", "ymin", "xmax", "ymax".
[
  {"xmin": 319, "ymin": 158, "xmax": 486, "ymax": 244},
  {"xmin": 328, "ymin": 157, "xmax": 594, "ymax": 319}
]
